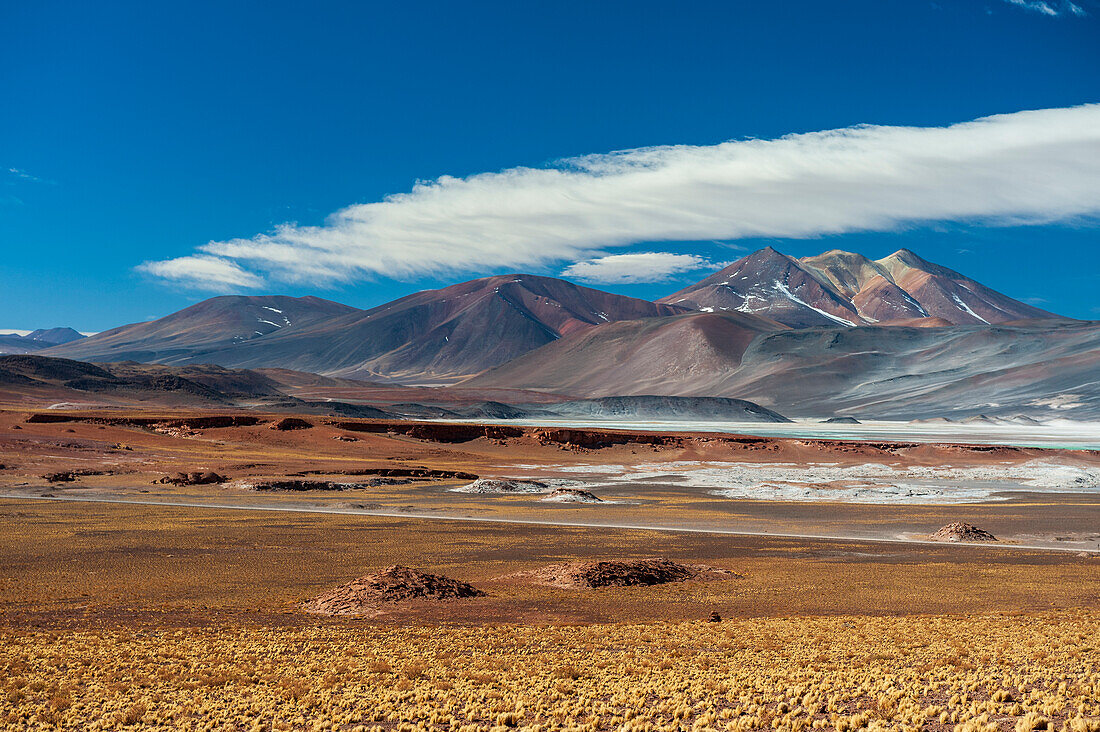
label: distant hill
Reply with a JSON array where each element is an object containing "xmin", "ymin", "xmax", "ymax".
[
  {"xmin": 44, "ymin": 295, "xmax": 359, "ymax": 364},
  {"xmin": 0, "ymin": 355, "xmax": 395, "ymax": 417},
  {"xmin": 48, "ymin": 275, "xmax": 688, "ymax": 382},
  {"xmin": 544, "ymin": 396, "xmax": 791, "ymax": 422},
  {"xmin": 0, "ymin": 327, "xmax": 86, "ymax": 354}
]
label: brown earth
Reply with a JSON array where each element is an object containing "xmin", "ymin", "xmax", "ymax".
[
  {"xmin": 2, "ymin": 406, "xmax": 1099, "ymax": 730},
  {"xmin": 1, "ymin": 407, "xmax": 1098, "ymax": 551}
]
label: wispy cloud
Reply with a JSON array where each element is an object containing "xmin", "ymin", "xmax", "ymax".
[
  {"xmin": 6, "ymin": 167, "xmax": 53, "ymax": 185},
  {"xmin": 562, "ymin": 252, "xmax": 715, "ymax": 284},
  {"xmin": 144, "ymin": 104, "xmax": 1100, "ymax": 290},
  {"xmin": 138, "ymin": 255, "xmax": 265, "ymax": 290},
  {"xmin": 1001, "ymin": 0, "xmax": 1086, "ymax": 16}
]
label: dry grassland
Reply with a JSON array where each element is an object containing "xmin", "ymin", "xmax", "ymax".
[{"xmin": 3, "ymin": 612, "xmax": 1099, "ymax": 731}]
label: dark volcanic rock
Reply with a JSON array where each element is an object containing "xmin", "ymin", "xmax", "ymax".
[
  {"xmin": 270, "ymin": 417, "xmax": 313, "ymax": 431},
  {"xmin": 330, "ymin": 420, "xmax": 524, "ymax": 443},
  {"xmin": 292, "ymin": 466, "xmax": 478, "ymax": 480},
  {"xmin": 519, "ymin": 559, "xmax": 739, "ymax": 589}
]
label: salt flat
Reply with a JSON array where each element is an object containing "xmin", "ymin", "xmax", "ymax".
[{"xmin": 508, "ymin": 459, "xmax": 1100, "ymax": 504}]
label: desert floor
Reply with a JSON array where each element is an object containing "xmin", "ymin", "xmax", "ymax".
[{"xmin": 1, "ymin": 407, "xmax": 1098, "ymax": 730}]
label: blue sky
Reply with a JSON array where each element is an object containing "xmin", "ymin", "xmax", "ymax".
[{"xmin": 2, "ymin": 0, "xmax": 1098, "ymax": 331}]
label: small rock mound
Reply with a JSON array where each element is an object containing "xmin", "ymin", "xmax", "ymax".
[
  {"xmin": 303, "ymin": 565, "xmax": 485, "ymax": 616},
  {"xmin": 271, "ymin": 417, "xmax": 313, "ymax": 431},
  {"xmin": 41, "ymin": 469, "xmax": 106, "ymax": 482},
  {"xmin": 541, "ymin": 487, "xmax": 603, "ymax": 503},
  {"xmin": 157, "ymin": 471, "xmax": 227, "ymax": 486},
  {"xmin": 516, "ymin": 558, "xmax": 739, "ymax": 589},
  {"xmin": 451, "ymin": 478, "xmax": 549, "ymax": 494},
  {"xmin": 930, "ymin": 522, "xmax": 998, "ymax": 542}
]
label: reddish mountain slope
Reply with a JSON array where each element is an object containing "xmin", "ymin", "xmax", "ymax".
[
  {"xmin": 660, "ymin": 247, "xmax": 1062, "ymax": 328},
  {"xmin": 464, "ymin": 310, "xmax": 786, "ymax": 395},
  {"xmin": 659, "ymin": 247, "xmax": 862, "ymax": 328},
  {"xmin": 207, "ymin": 274, "xmax": 689, "ymax": 381}
]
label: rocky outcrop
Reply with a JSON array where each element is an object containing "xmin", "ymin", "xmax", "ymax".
[
  {"xmin": 25, "ymin": 414, "xmax": 264, "ymax": 429},
  {"xmin": 533, "ymin": 428, "xmax": 681, "ymax": 449},
  {"xmin": 270, "ymin": 417, "xmax": 313, "ymax": 431},
  {"xmin": 929, "ymin": 522, "xmax": 998, "ymax": 542},
  {"xmin": 303, "ymin": 565, "xmax": 485, "ymax": 616},
  {"xmin": 542, "ymin": 488, "xmax": 603, "ymax": 503},
  {"xmin": 328, "ymin": 420, "xmax": 524, "ymax": 443},
  {"xmin": 291, "ymin": 467, "xmax": 478, "ymax": 480},
  {"xmin": 451, "ymin": 478, "xmax": 550, "ymax": 494},
  {"xmin": 515, "ymin": 559, "xmax": 740, "ymax": 589},
  {"xmin": 41, "ymin": 469, "xmax": 109, "ymax": 482},
  {"xmin": 237, "ymin": 478, "xmax": 410, "ymax": 491},
  {"xmin": 157, "ymin": 471, "xmax": 227, "ymax": 486}
]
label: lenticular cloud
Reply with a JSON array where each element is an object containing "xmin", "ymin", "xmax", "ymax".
[{"xmin": 142, "ymin": 104, "xmax": 1100, "ymax": 288}]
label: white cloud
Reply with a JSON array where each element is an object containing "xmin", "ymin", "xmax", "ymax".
[
  {"xmin": 145, "ymin": 104, "xmax": 1100, "ymax": 290},
  {"xmin": 562, "ymin": 252, "xmax": 715, "ymax": 284},
  {"xmin": 137, "ymin": 255, "xmax": 265, "ymax": 290},
  {"xmin": 1001, "ymin": 0, "xmax": 1086, "ymax": 15}
]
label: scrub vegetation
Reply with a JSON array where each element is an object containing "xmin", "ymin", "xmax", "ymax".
[{"xmin": 3, "ymin": 611, "xmax": 1098, "ymax": 731}]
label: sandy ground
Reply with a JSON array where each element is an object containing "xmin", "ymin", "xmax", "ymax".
[
  {"xmin": 2, "ymin": 495, "xmax": 1099, "ymax": 627},
  {"xmin": 3, "ymin": 406, "xmax": 1100, "ymax": 730}
]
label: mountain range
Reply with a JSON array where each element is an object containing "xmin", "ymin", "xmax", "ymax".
[
  {"xmin": 36, "ymin": 247, "xmax": 1099, "ymax": 419},
  {"xmin": 0, "ymin": 327, "xmax": 86, "ymax": 355},
  {"xmin": 48, "ymin": 275, "xmax": 686, "ymax": 382}
]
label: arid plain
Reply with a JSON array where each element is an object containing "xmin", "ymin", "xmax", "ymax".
[{"xmin": 1, "ymin": 406, "xmax": 1098, "ymax": 730}]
